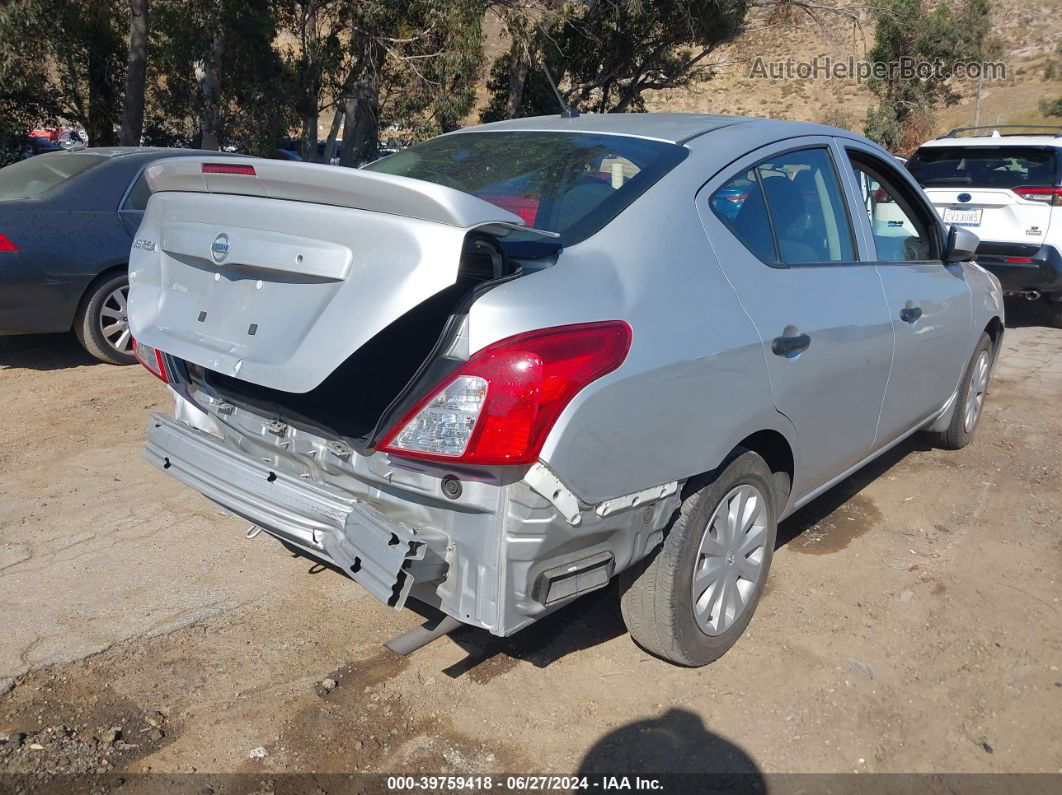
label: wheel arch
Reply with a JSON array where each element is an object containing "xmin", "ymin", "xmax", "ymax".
[
  {"xmin": 685, "ymin": 425, "xmax": 796, "ymax": 517},
  {"xmin": 983, "ymin": 315, "xmax": 1003, "ymax": 358},
  {"xmin": 75, "ymin": 263, "xmax": 129, "ymax": 318}
]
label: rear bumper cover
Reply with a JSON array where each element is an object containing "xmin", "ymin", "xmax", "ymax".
[
  {"xmin": 975, "ymin": 242, "xmax": 1062, "ymax": 295},
  {"xmin": 144, "ymin": 401, "xmax": 678, "ymax": 636},
  {"xmin": 145, "ymin": 413, "xmax": 425, "ymax": 607}
]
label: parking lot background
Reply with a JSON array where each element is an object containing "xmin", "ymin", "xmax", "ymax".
[{"xmin": 1, "ymin": 300, "xmax": 1059, "ymax": 775}]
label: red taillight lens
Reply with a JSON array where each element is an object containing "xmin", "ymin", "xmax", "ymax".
[
  {"xmin": 1012, "ymin": 186, "xmax": 1062, "ymax": 206},
  {"xmin": 379, "ymin": 321, "xmax": 633, "ymax": 466},
  {"xmin": 201, "ymin": 163, "xmax": 256, "ymax": 176},
  {"xmin": 873, "ymin": 186, "xmax": 893, "ymax": 203},
  {"xmin": 1005, "ymin": 257, "xmax": 1036, "ymax": 263},
  {"xmin": 0, "ymin": 233, "xmax": 17, "ymax": 252},
  {"xmin": 133, "ymin": 339, "xmax": 168, "ymax": 383}
]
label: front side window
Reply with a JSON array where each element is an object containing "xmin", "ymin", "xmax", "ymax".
[
  {"xmin": 850, "ymin": 154, "xmax": 937, "ymax": 262},
  {"xmin": 364, "ymin": 131, "xmax": 688, "ymax": 246},
  {"xmin": 0, "ymin": 153, "xmax": 107, "ymax": 200},
  {"xmin": 711, "ymin": 147, "xmax": 855, "ymax": 265}
]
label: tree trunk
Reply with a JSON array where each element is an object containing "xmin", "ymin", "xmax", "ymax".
[
  {"xmin": 505, "ymin": 39, "xmax": 528, "ymax": 118},
  {"xmin": 86, "ymin": 0, "xmax": 118, "ymax": 146},
  {"xmin": 300, "ymin": 1, "xmax": 320, "ymax": 161},
  {"xmin": 119, "ymin": 0, "xmax": 150, "ymax": 146},
  {"xmin": 322, "ymin": 103, "xmax": 344, "ymax": 164},
  {"xmin": 338, "ymin": 72, "xmax": 379, "ymax": 168},
  {"xmin": 199, "ymin": 0, "xmax": 224, "ymax": 151}
]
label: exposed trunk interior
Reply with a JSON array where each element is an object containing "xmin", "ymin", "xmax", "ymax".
[{"xmin": 190, "ymin": 233, "xmax": 520, "ymax": 444}]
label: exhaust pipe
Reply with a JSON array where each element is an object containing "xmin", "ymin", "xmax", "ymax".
[{"xmin": 1024, "ymin": 291, "xmax": 1041, "ymax": 301}]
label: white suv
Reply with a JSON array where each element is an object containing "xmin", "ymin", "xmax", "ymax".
[{"xmin": 907, "ymin": 126, "xmax": 1062, "ymax": 326}]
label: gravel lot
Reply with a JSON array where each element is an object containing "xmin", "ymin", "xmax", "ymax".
[{"xmin": 1, "ymin": 299, "xmax": 1060, "ymax": 779}]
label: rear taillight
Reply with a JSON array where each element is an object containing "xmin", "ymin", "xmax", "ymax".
[
  {"xmin": 873, "ymin": 186, "xmax": 894, "ymax": 204},
  {"xmin": 1012, "ymin": 186, "xmax": 1062, "ymax": 206},
  {"xmin": 0, "ymin": 233, "xmax": 17, "ymax": 252},
  {"xmin": 1005, "ymin": 257, "xmax": 1036, "ymax": 264},
  {"xmin": 379, "ymin": 321, "xmax": 633, "ymax": 466},
  {"xmin": 202, "ymin": 163, "xmax": 256, "ymax": 176},
  {"xmin": 133, "ymin": 339, "xmax": 168, "ymax": 383}
]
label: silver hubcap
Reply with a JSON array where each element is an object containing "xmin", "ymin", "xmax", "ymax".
[
  {"xmin": 98, "ymin": 284, "xmax": 132, "ymax": 354},
  {"xmin": 963, "ymin": 351, "xmax": 990, "ymax": 432},
  {"xmin": 691, "ymin": 484, "xmax": 769, "ymax": 636}
]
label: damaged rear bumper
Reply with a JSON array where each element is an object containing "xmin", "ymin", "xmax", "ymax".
[
  {"xmin": 145, "ymin": 403, "xmax": 679, "ymax": 636},
  {"xmin": 145, "ymin": 414, "xmax": 425, "ymax": 608}
]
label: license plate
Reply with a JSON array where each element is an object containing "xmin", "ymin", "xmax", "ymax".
[{"xmin": 943, "ymin": 207, "xmax": 982, "ymax": 226}]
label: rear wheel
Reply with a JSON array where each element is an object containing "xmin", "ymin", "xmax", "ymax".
[
  {"xmin": 933, "ymin": 332, "xmax": 993, "ymax": 450},
  {"xmin": 619, "ymin": 450, "xmax": 777, "ymax": 667},
  {"xmin": 74, "ymin": 272, "xmax": 136, "ymax": 365}
]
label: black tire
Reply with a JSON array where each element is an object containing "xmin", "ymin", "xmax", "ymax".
[
  {"xmin": 619, "ymin": 450, "xmax": 778, "ymax": 667},
  {"xmin": 73, "ymin": 271, "xmax": 136, "ymax": 365},
  {"xmin": 932, "ymin": 332, "xmax": 993, "ymax": 450}
]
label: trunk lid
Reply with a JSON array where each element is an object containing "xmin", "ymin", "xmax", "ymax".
[{"xmin": 127, "ymin": 157, "xmax": 525, "ymax": 394}]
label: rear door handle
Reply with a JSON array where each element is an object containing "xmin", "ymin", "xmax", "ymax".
[
  {"xmin": 771, "ymin": 333, "xmax": 811, "ymax": 357},
  {"xmin": 899, "ymin": 306, "xmax": 923, "ymax": 324}
]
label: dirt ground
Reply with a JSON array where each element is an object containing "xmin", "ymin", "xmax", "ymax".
[{"xmin": 1, "ymin": 298, "xmax": 1060, "ymax": 783}]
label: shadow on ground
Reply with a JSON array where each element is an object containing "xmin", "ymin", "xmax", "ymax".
[
  {"xmin": 1003, "ymin": 295, "xmax": 1054, "ymax": 329},
  {"xmin": 0, "ymin": 332, "xmax": 100, "ymax": 371},
  {"xmin": 578, "ymin": 708, "xmax": 764, "ymax": 783}
]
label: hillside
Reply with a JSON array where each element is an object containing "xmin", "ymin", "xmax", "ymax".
[{"xmin": 477, "ymin": 0, "xmax": 1062, "ymax": 144}]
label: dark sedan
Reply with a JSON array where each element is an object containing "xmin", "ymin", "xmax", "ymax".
[{"xmin": 0, "ymin": 147, "xmax": 239, "ymax": 363}]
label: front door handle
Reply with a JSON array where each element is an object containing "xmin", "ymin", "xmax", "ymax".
[
  {"xmin": 899, "ymin": 306, "xmax": 923, "ymax": 324},
  {"xmin": 772, "ymin": 332, "xmax": 811, "ymax": 357}
]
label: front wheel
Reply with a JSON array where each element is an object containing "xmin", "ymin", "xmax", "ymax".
[
  {"xmin": 74, "ymin": 272, "xmax": 136, "ymax": 365},
  {"xmin": 933, "ymin": 332, "xmax": 993, "ymax": 450},
  {"xmin": 619, "ymin": 450, "xmax": 778, "ymax": 667}
]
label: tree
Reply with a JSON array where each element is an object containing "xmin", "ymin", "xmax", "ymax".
[
  {"xmin": 120, "ymin": 0, "xmax": 150, "ymax": 145},
  {"xmin": 1040, "ymin": 97, "xmax": 1062, "ymax": 118},
  {"xmin": 145, "ymin": 0, "xmax": 296, "ymax": 154},
  {"xmin": 0, "ymin": 0, "xmax": 127, "ymax": 145},
  {"xmin": 864, "ymin": 0, "xmax": 997, "ymax": 152},
  {"xmin": 482, "ymin": 0, "xmax": 748, "ymax": 120}
]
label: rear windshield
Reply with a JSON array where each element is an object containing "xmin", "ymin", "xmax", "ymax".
[
  {"xmin": 907, "ymin": 146, "xmax": 1060, "ymax": 188},
  {"xmin": 363, "ymin": 131, "xmax": 688, "ymax": 246},
  {"xmin": 0, "ymin": 153, "xmax": 107, "ymax": 199}
]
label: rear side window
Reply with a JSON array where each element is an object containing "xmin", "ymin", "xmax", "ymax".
[
  {"xmin": 711, "ymin": 147, "xmax": 856, "ymax": 265},
  {"xmin": 0, "ymin": 153, "xmax": 107, "ymax": 199},
  {"xmin": 122, "ymin": 173, "xmax": 152, "ymax": 212},
  {"xmin": 907, "ymin": 146, "xmax": 1060, "ymax": 188},
  {"xmin": 364, "ymin": 131, "xmax": 688, "ymax": 246}
]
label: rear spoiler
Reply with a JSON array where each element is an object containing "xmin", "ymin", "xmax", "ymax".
[{"xmin": 144, "ymin": 156, "xmax": 543, "ymax": 233}]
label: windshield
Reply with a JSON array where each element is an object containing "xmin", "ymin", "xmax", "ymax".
[
  {"xmin": 364, "ymin": 131, "xmax": 687, "ymax": 245},
  {"xmin": 907, "ymin": 146, "xmax": 1060, "ymax": 188},
  {"xmin": 0, "ymin": 153, "xmax": 107, "ymax": 199}
]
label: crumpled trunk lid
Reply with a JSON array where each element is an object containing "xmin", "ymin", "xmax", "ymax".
[{"xmin": 127, "ymin": 157, "xmax": 524, "ymax": 394}]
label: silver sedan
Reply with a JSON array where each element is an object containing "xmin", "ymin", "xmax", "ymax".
[{"xmin": 129, "ymin": 113, "xmax": 1003, "ymax": 666}]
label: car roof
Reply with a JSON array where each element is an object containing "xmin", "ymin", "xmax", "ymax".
[
  {"xmin": 457, "ymin": 113, "xmax": 845, "ymax": 145},
  {"xmin": 917, "ymin": 135, "xmax": 1062, "ymax": 149}
]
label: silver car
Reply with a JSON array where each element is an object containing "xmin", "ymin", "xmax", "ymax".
[{"xmin": 128, "ymin": 114, "xmax": 1003, "ymax": 666}]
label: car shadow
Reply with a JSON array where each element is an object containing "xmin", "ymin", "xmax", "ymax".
[
  {"xmin": 775, "ymin": 433, "xmax": 929, "ymax": 549},
  {"xmin": 577, "ymin": 708, "xmax": 764, "ymax": 782},
  {"xmin": 0, "ymin": 332, "xmax": 100, "ymax": 371},
  {"xmin": 1003, "ymin": 295, "xmax": 1053, "ymax": 328},
  {"xmin": 434, "ymin": 435, "xmax": 931, "ymax": 677}
]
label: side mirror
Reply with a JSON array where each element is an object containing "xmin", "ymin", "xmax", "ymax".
[{"xmin": 944, "ymin": 225, "xmax": 979, "ymax": 263}]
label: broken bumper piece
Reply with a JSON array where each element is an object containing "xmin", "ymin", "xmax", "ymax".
[{"xmin": 144, "ymin": 413, "xmax": 424, "ymax": 609}]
